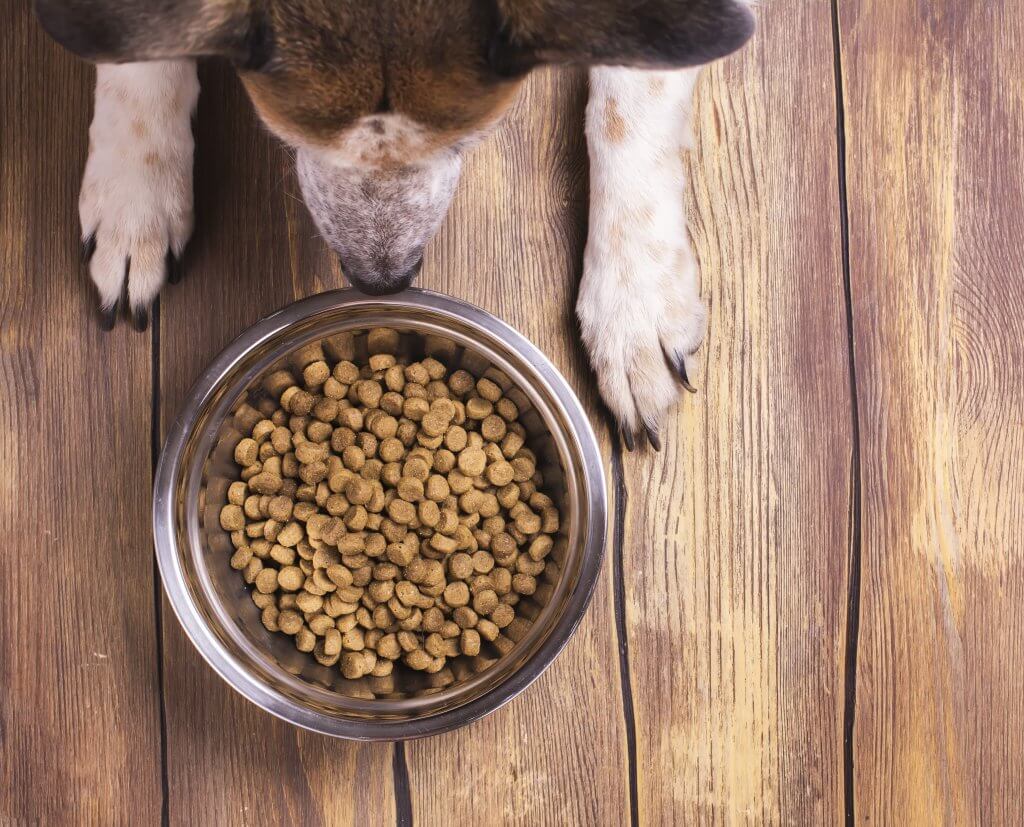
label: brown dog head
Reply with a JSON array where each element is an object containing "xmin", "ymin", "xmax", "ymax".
[{"xmin": 37, "ymin": 0, "xmax": 754, "ymax": 294}]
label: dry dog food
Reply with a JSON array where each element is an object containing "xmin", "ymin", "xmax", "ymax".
[{"xmin": 220, "ymin": 329, "xmax": 561, "ymax": 683}]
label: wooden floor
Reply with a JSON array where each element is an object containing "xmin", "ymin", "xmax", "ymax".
[{"xmin": 3, "ymin": 0, "xmax": 1023, "ymax": 823}]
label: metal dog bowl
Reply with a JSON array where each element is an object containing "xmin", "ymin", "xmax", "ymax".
[{"xmin": 153, "ymin": 288, "xmax": 607, "ymax": 740}]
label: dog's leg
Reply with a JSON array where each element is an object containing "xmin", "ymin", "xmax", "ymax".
[
  {"xmin": 578, "ymin": 66, "xmax": 705, "ymax": 449},
  {"xmin": 80, "ymin": 60, "xmax": 198, "ymax": 330}
]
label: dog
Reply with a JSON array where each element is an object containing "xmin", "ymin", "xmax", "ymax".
[{"xmin": 34, "ymin": 0, "xmax": 755, "ymax": 449}]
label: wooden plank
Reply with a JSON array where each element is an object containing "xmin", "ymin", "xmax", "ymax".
[
  {"xmin": 839, "ymin": 1, "xmax": 1024, "ymax": 822},
  {"xmin": 620, "ymin": 0, "xmax": 853, "ymax": 821},
  {"xmin": 404, "ymin": 68, "xmax": 631, "ymax": 825},
  {"xmin": 157, "ymin": 64, "xmax": 393, "ymax": 826},
  {"xmin": 0, "ymin": 5, "xmax": 164, "ymax": 822}
]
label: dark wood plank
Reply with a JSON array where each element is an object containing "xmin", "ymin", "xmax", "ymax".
[
  {"xmin": 621, "ymin": 0, "xmax": 853, "ymax": 821},
  {"xmin": 404, "ymin": 68, "xmax": 631, "ymax": 825},
  {"xmin": 0, "ymin": 4, "xmax": 164, "ymax": 822},
  {"xmin": 157, "ymin": 64, "xmax": 393, "ymax": 826},
  {"xmin": 839, "ymin": 0, "xmax": 1024, "ymax": 821}
]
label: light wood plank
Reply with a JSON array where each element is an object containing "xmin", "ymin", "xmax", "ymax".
[
  {"xmin": 158, "ymin": 64, "xmax": 393, "ymax": 827},
  {"xmin": 622, "ymin": 0, "xmax": 853, "ymax": 822},
  {"xmin": 839, "ymin": 1, "xmax": 1024, "ymax": 822},
  {"xmin": 0, "ymin": 5, "xmax": 164, "ymax": 822},
  {"xmin": 404, "ymin": 68, "xmax": 631, "ymax": 826}
]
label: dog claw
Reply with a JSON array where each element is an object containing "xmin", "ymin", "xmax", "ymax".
[
  {"xmin": 166, "ymin": 249, "xmax": 184, "ymax": 285},
  {"xmin": 81, "ymin": 233, "xmax": 97, "ymax": 265},
  {"xmin": 644, "ymin": 424, "xmax": 661, "ymax": 452},
  {"xmin": 662, "ymin": 345, "xmax": 698, "ymax": 394},
  {"xmin": 678, "ymin": 365, "xmax": 697, "ymax": 394},
  {"xmin": 131, "ymin": 306, "xmax": 149, "ymax": 333},
  {"xmin": 621, "ymin": 428, "xmax": 636, "ymax": 452},
  {"xmin": 98, "ymin": 301, "xmax": 119, "ymax": 332}
]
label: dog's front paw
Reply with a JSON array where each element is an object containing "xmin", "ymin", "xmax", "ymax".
[
  {"xmin": 80, "ymin": 62, "xmax": 198, "ymax": 331},
  {"xmin": 578, "ymin": 244, "xmax": 707, "ymax": 451}
]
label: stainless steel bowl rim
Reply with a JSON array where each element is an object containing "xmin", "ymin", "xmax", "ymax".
[{"xmin": 153, "ymin": 288, "xmax": 608, "ymax": 740}]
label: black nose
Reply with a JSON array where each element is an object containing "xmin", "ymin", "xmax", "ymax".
[{"xmin": 341, "ymin": 257, "xmax": 423, "ymax": 296}]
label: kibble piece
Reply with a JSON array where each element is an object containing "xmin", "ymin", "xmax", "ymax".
[
  {"xmin": 460, "ymin": 628, "xmax": 481, "ymax": 657},
  {"xmin": 515, "ymin": 509, "xmax": 543, "ymax": 535},
  {"xmin": 333, "ymin": 360, "xmax": 359, "ymax": 384},
  {"xmin": 227, "ymin": 481, "xmax": 248, "ymax": 506},
  {"xmin": 261, "ymin": 605, "xmax": 280, "ymax": 631},
  {"xmin": 241, "ymin": 558, "xmax": 263, "ymax": 584},
  {"xmin": 528, "ymin": 535, "xmax": 554, "ymax": 561},
  {"xmin": 342, "ymin": 626, "xmax": 366, "ymax": 651},
  {"xmin": 229, "ymin": 547, "xmax": 253, "ymax": 570},
  {"xmin": 403, "ymin": 396, "xmax": 430, "ymax": 422},
  {"xmin": 249, "ymin": 472, "xmax": 283, "ymax": 495},
  {"xmin": 512, "ymin": 573, "xmax": 537, "ymax": 595},
  {"xmin": 234, "ymin": 438, "xmax": 259, "ymax": 467},
  {"xmin": 448, "ymin": 552, "xmax": 474, "ymax": 580},
  {"xmin": 403, "ymin": 456, "xmax": 431, "ymax": 481},
  {"xmin": 387, "ymin": 499, "xmax": 416, "ymax": 525},
  {"xmin": 477, "ymin": 619, "xmax": 499, "ymax": 642},
  {"xmin": 404, "ymin": 649, "xmax": 433, "ymax": 671},
  {"xmin": 465, "ymin": 397, "xmax": 493, "ymax": 420},
  {"xmin": 278, "ymin": 610, "xmax": 304, "ymax": 636},
  {"xmin": 475, "ymin": 377, "xmax": 502, "ymax": 402},
  {"xmin": 252, "ymin": 591, "xmax": 274, "ymax": 610},
  {"xmin": 267, "ymin": 496, "xmax": 293, "ymax": 522},
  {"xmin": 276, "ymin": 521, "xmax": 303, "ymax": 548},
  {"xmin": 322, "ymin": 628, "xmax": 342, "ymax": 657},
  {"xmin": 425, "ymin": 633, "xmax": 447, "ymax": 658},
  {"xmin": 472, "ymin": 588, "xmax": 499, "ymax": 615},
  {"xmin": 480, "ymin": 415, "xmax": 507, "ymax": 442},
  {"xmin": 255, "ymin": 568, "xmax": 279, "ymax": 594},
  {"xmin": 295, "ymin": 626, "xmax": 316, "ymax": 651},
  {"xmin": 303, "ymin": 360, "xmax": 330, "ymax": 388},
  {"xmin": 453, "ymin": 606, "xmax": 478, "ymax": 629},
  {"xmin": 296, "ymin": 591, "xmax": 324, "ymax": 614},
  {"xmin": 471, "ymin": 550, "xmax": 495, "ymax": 574},
  {"xmin": 457, "ymin": 447, "xmax": 487, "ymax": 477},
  {"xmin": 220, "ymin": 504, "xmax": 246, "ymax": 531},
  {"xmin": 278, "ymin": 566, "xmax": 305, "ymax": 592},
  {"xmin": 490, "ymin": 603, "xmax": 515, "ymax": 628},
  {"xmin": 443, "ymin": 581, "xmax": 470, "ymax": 608}
]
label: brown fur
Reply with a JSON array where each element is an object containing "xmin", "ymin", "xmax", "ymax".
[
  {"xmin": 38, "ymin": 0, "xmax": 754, "ymax": 159},
  {"xmin": 604, "ymin": 97, "xmax": 627, "ymax": 143}
]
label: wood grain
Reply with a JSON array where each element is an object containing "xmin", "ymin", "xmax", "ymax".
[
  {"xmin": 157, "ymin": 64, "xmax": 393, "ymax": 826},
  {"xmin": 620, "ymin": 0, "xmax": 854, "ymax": 822},
  {"xmin": 404, "ymin": 67, "xmax": 631, "ymax": 827},
  {"xmin": 839, "ymin": 0, "xmax": 1024, "ymax": 822},
  {"xmin": 0, "ymin": 4, "xmax": 164, "ymax": 822}
]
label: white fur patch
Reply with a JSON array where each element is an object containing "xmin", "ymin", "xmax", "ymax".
[
  {"xmin": 578, "ymin": 66, "xmax": 706, "ymax": 436},
  {"xmin": 80, "ymin": 60, "xmax": 198, "ymax": 311}
]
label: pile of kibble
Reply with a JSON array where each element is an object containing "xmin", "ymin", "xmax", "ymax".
[{"xmin": 219, "ymin": 328, "xmax": 561, "ymax": 682}]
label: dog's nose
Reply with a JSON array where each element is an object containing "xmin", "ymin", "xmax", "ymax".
[{"xmin": 341, "ymin": 257, "xmax": 423, "ymax": 296}]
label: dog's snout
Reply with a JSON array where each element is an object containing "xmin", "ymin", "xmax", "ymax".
[{"xmin": 341, "ymin": 256, "xmax": 423, "ymax": 296}]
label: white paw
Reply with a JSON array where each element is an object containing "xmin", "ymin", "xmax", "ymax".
[
  {"xmin": 578, "ymin": 242, "xmax": 707, "ymax": 450},
  {"xmin": 80, "ymin": 61, "xmax": 198, "ymax": 329}
]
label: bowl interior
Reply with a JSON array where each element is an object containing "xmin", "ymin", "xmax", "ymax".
[{"xmin": 160, "ymin": 294, "xmax": 605, "ymax": 735}]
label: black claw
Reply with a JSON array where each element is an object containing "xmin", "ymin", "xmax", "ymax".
[
  {"xmin": 166, "ymin": 249, "xmax": 184, "ymax": 285},
  {"xmin": 644, "ymin": 424, "xmax": 662, "ymax": 452},
  {"xmin": 81, "ymin": 233, "xmax": 97, "ymax": 265},
  {"xmin": 677, "ymin": 360, "xmax": 698, "ymax": 394},
  {"xmin": 131, "ymin": 305, "xmax": 149, "ymax": 332},
  {"xmin": 621, "ymin": 429, "xmax": 636, "ymax": 452},
  {"xmin": 662, "ymin": 344, "xmax": 698, "ymax": 394},
  {"xmin": 98, "ymin": 301, "xmax": 118, "ymax": 331}
]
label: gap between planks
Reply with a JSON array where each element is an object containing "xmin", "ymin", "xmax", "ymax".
[{"xmin": 829, "ymin": 1, "xmax": 864, "ymax": 825}]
